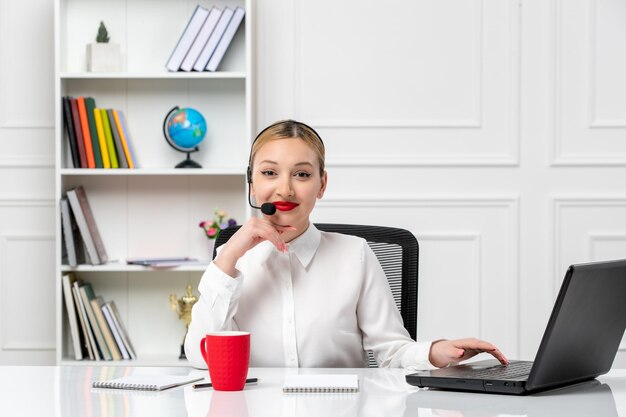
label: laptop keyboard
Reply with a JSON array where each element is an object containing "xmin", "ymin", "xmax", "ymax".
[{"xmin": 464, "ymin": 361, "xmax": 533, "ymax": 380}]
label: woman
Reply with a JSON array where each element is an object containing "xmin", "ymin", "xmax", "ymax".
[{"xmin": 184, "ymin": 120, "xmax": 508, "ymax": 369}]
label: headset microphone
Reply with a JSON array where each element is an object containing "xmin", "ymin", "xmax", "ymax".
[{"xmin": 247, "ymin": 167, "xmax": 277, "ymax": 215}]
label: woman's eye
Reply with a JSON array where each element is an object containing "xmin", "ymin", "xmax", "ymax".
[
  {"xmin": 261, "ymin": 170, "xmax": 276, "ymax": 177},
  {"xmin": 294, "ymin": 172, "xmax": 312, "ymax": 178}
]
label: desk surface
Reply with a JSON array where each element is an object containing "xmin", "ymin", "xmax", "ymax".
[{"xmin": 0, "ymin": 366, "xmax": 624, "ymax": 417}]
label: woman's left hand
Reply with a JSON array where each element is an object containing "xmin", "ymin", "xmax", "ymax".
[{"xmin": 428, "ymin": 338, "xmax": 509, "ymax": 368}]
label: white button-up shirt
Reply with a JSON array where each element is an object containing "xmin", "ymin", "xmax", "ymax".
[{"xmin": 184, "ymin": 224, "xmax": 434, "ymax": 369}]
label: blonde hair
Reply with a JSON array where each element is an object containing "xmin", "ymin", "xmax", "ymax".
[{"xmin": 249, "ymin": 120, "xmax": 325, "ymax": 177}]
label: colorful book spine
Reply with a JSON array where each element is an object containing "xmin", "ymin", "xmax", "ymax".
[
  {"xmin": 62, "ymin": 97, "xmax": 80, "ymax": 168},
  {"xmin": 112, "ymin": 110, "xmax": 134, "ymax": 169},
  {"xmin": 107, "ymin": 109, "xmax": 128, "ymax": 168},
  {"xmin": 77, "ymin": 97, "xmax": 96, "ymax": 168},
  {"xmin": 116, "ymin": 111, "xmax": 138, "ymax": 168},
  {"xmin": 93, "ymin": 109, "xmax": 111, "ymax": 168},
  {"xmin": 100, "ymin": 109, "xmax": 119, "ymax": 168},
  {"xmin": 70, "ymin": 98, "xmax": 87, "ymax": 168},
  {"xmin": 85, "ymin": 97, "xmax": 103, "ymax": 168}
]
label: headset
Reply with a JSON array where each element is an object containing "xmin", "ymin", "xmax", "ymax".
[{"xmin": 246, "ymin": 120, "xmax": 324, "ymax": 215}]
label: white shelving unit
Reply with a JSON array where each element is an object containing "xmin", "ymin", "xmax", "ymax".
[{"xmin": 54, "ymin": 0, "xmax": 253, "ymax": 366}]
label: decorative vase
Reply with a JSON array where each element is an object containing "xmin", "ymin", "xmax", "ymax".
[
  {"xmin": 86, "ymin": 43, "xmax": 121, "ymax": 72},
  {"xmin": 207, "ymin": 239, "xmax": 216, "ymax": 259}
]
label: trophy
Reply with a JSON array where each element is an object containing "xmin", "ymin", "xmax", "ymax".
[{"xmin": 169, "ymin": 284, "xmax": 198, "ymax": 359}]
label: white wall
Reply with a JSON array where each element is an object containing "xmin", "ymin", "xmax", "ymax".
[{"xmin": 0, "ymin": 0, "xmax": 624, "ymax": 366}]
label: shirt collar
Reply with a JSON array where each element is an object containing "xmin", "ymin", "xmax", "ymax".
[{"xmin": 286, "ymin": 223, "xmax": 321, "ymax": 269}]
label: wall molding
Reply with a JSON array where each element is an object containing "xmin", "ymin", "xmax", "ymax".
[
  {"xmin": 0, "ymin": 156, "xmax": 54, "ymax": 169},
  {"xmin": 292, "ymin": 0, "xmax": 520, "ymax": 167},
  {"xmin": 0, "ymin": 233, "xmax": 55, "ymax": 351}
]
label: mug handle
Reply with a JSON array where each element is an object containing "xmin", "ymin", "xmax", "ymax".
[{"xmin": 200, "ymin": 336, "xmax": 208, "ymax": 362}]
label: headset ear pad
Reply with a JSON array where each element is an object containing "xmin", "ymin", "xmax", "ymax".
[{"xmin": 246, "ymin": 166, "xmax": 252, "ymax": 184}]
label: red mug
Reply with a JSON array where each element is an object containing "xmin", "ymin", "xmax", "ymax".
[{"xmin": 200, "ymin": 331, "xmax": 250, "ymax": 391}]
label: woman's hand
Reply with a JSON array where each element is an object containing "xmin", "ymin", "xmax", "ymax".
[
  {"xmin": 213, "ymin": 216, "xmax": 296, "ymax": 277},
  {"xmin": 428, "ymin": 338, "xmax": 509, "ymax": 368}
]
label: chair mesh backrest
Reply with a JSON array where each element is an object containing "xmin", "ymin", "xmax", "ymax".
[{"xmin": 213, "ymin": 223, "xmax": 419, "ymax": 368}]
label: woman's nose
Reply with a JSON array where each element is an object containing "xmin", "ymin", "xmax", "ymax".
[{"xmin": 277, "ymin": 176, "xmax": 294, "ymax": 197}]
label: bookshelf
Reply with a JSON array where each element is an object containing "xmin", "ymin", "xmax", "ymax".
[{"xmin": 54, "ymin": 0, "xmax": 253, "ymax": 365}]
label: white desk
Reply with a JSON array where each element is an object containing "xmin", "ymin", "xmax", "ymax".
[{"xmin": 1, "ymin": 366, "xmax": 624, "ymax": 417}]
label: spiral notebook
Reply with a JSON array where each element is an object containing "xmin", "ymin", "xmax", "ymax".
[
  {"xmin": 92, "ymin": 374, "xmax": 203, "ymax": 391},
  {"xmin": 282, "ymin": 374, "xmax": 359, "ymax": 393}
]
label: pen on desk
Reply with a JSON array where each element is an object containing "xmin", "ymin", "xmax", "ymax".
[{"xmin": 193, "ymin": 378, "xmax": 258, "ymax": 390}]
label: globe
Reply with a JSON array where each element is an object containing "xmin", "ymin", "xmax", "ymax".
[{"xmin": 163, "ymin": 106, "xmax": 207, "ymax": 168}]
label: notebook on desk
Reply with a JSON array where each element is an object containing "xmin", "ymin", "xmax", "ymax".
[
  {"xmin": 406, "ymin": 259, "xmax": 626, "ymax": 395},
  {"xmin": 92, "ymin": 374, "xmax": 203, "ymax": 391}
]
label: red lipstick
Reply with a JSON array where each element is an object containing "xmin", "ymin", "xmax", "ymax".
[{"xmin": 273, "ymin": 201, "xmax": 299, "ymax": 211}]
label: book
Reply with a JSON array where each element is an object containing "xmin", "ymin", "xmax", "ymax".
[
  {"xmin": 107, "ymin": 109, "xmax": 128, "ymax": 169},
  {"xmin": 77, "ymin": 97, "xmax": 96, "ymax": 168},
  {"xmin": 282, "ymin": 375, "xmax": 359, "ymax": 393},
  {"xmin": 60, "ymin": 197, "xmax": 85, "ymax": 267},
  {"xmin": 79, "ymin": 283, "xmax": 112, "ymax": 360},
  {"xmin": 75, "ymin": 186, "xmax": 108, "ymax": 263},
  {"xmin": 93, "ymin": 107, "xmax": 111, "ymax": 168},
  {"xmin": 112, "ymin": 110, "xmax": 134, "ymax": 169},
  {"xmin": 206, "ymin": 7, "xmax": 245, "ymax": 72},
  {"xmin": 72, "ymin": 279, "xmax": 98, "ymax": 360},
  {"xmin": 61, "ymin": 273, "xmax": 84, "ymax": 360},
  {"xmin": 66, "ymin": 188, "xmax": 100, "ymax": 265},
  {"xmin": 180, "ymin": 7, "xmax": 221, "ymax": 71},
  {"xmin": 193, "ymin": 7, "xmax": 234, "ymax": 72},
  {"xmin": 91, "ymin": 296, "xmax": 122, "ymax": 360},
  {"xmin": 165, "ymin": 5, "xmax": 210, "ymax": 72},
  {"xmin": 92, "ymin": 374, "xmax": 203, "ymax": 391},
  {"xmin": 101, "ymin": 303, "xmax": 130, "ymax": 360},
  {"xmin": 70, "ymin": 98, "xmax": 87, "ymax": 168},
  {"xmin": 85, "ymin": 97, "xmax": 103, "ymax": 168},
  {"xmin": 62, "ymin": 97, "xmax": 80, "ymax": 168},
  {"xmin": 100, "ymin": 109, "xmax": 119, "ymax": 168},
  {"xmin": 116, "ymin": 111, "xmax": 139, "ymax": 168},
  {"xmin": 105, "ymin": 300, "xmax": 136, "ymax": 359}
]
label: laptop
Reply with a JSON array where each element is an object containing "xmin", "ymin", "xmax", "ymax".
[{"xmin": 406, "ymin": 259, "xmax": 626, "ymax": 395}]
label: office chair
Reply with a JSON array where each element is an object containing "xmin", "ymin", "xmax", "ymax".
[{"xmin": 213, "ymin": 223, "xmax": 419, "ymax": 367}]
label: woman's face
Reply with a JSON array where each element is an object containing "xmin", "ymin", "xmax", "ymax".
[{"xmin": 251, "ymin": 137, "xmax": 327, "ymax": 237}]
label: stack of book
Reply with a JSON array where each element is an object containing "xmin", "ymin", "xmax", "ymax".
[
  {"xmin": 62, "ymin": 273, "xmax": 136, "ymax": 361},
  {"xmin": 61, "ymin": 185, "xmax": 108, "ymax": 266},
  {"xmin": 62, "ymin": 96, "xmax": 137, "ymax": 169},
  {"xmin": 166, "ymin": 5, "xmax": 245, "ymax": 72}
]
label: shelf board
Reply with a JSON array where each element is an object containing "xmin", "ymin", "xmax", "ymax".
[
  {"xmin": 60, "ymin": 355, "xmax": 192, "ymax": 367},
  {"xmin": 60, "ymin": 71, "xmax": 246, "ymax": 80},
  {"xmin": 60, "ymin": 168, "xmax": 245, "ymax": 176},
  {"xmin": 61, "ymin": 263, "xmax": 209, "ymax": 272}
]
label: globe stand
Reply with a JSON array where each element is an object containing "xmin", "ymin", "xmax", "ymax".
[{"xmin": 176, "ymin": 151, "xmax": 202, "ymax": 169}]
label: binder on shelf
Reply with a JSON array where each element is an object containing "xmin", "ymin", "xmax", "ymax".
[
  {"xmin": 206, "ymin": 7, "xmax": 245, "ymax": 72},
  {"xmin": 79, "ymin": 283, "xmax": 112, "ymax": 360},
  {"xmin": 93, "ymin": 108, "xmax": 111, "ymax": 168},
  {"xmin": 165, "ymin": 5, "xmax": 211, "ymax": 72},
  {"xmin": 60, "ymin": 197, "xmax": 85, "ymax": 267},
  {"xmin": 62, "ymin": 97, "xmax": 80, "ymax": 168},
  {"xmin": 100, "ymin": 109, "xmax": 119, "ymax": 168},
  {"xmin": 193, "ymin": 7, "xmax": 234, "ymax": 72},
  {"xmin": 85, "ymin": 97, "xmax": 103, "ymax": 168},
  {"xmin": 180, "ymin": 7, "xmax": 222, "ymax": 71},
  {"xmin": 112, "ymin": 110, "xmax": 134, "ymax": 169},
  {"xmin": 62, "ymin": 273, "xmax": 84, "ymax": 360},
  {"xmin": 72, "ymin": 279, "xmax": 98, "ymax": 360},
  {"xmin": 70, "ymin": 98, "xmax": 87, "ymax": 168},
  {"xmin": 66, "ymin": 186, "xmax": 108, "ymax": 265},
  {"xmin": 91, "ymin": 296, "xmax": 122, "ymax": 361},
  {"xmin": 77, "ymin": 97, "xmax": 96, "ymax": 168},
  {"xmin": 106, "ymin": 109, "xmax": 128, "ymax": 169}
]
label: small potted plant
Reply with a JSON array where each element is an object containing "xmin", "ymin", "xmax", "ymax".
[
  {"xmin": 199, "ymin": 208, "xmax": 237, "ymax": 255},
  {"xmin": 86, "ymin": 21, "xmax": 121, "ymax": 72}
]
